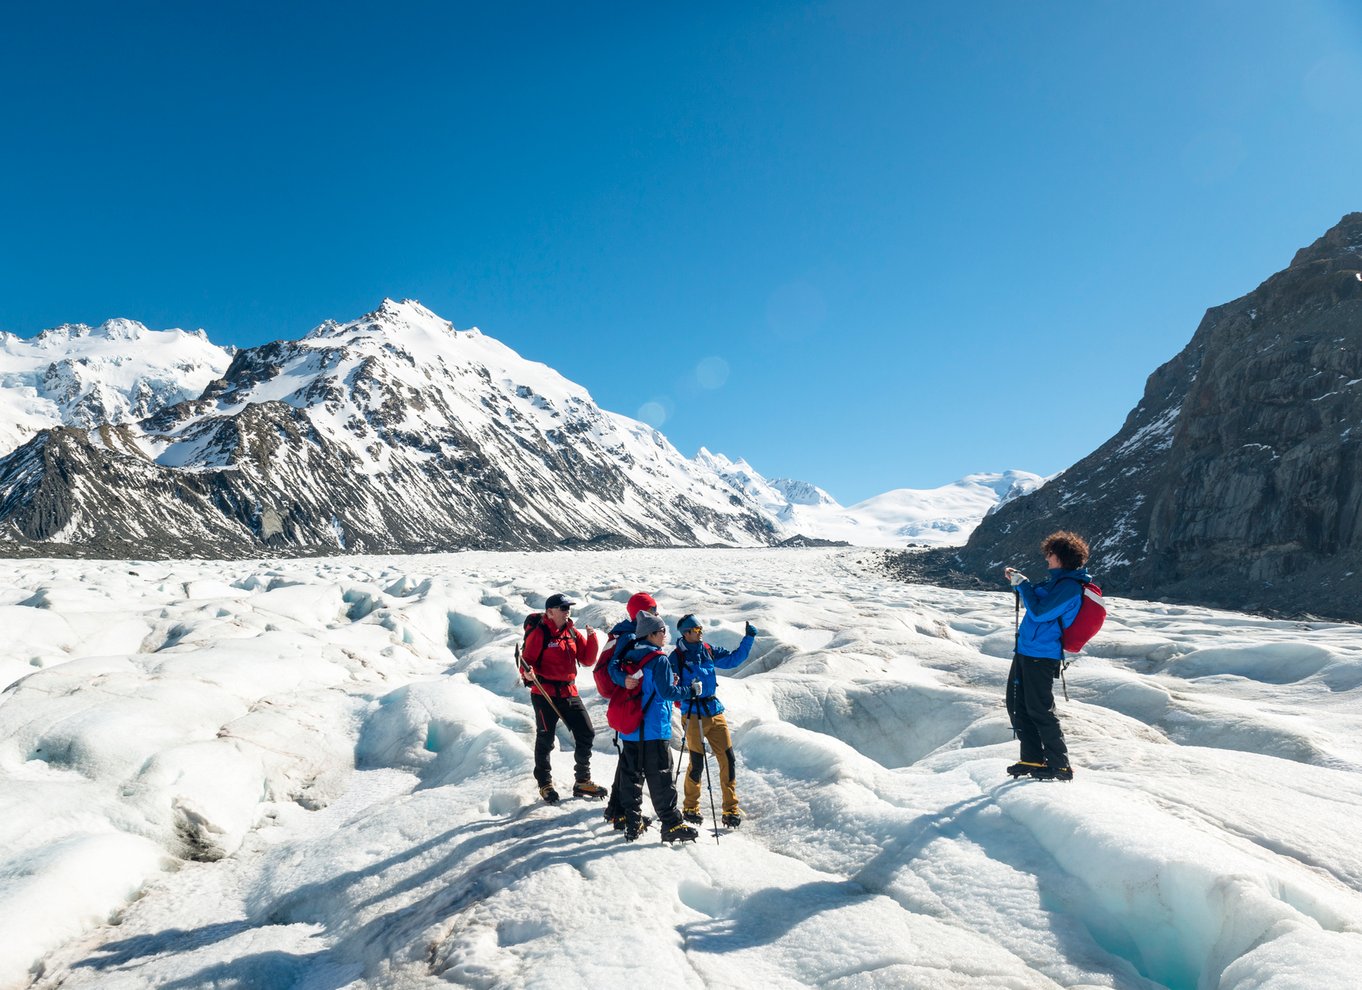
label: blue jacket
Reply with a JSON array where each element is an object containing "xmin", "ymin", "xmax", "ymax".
[
  {"xmin": 1016, "ymin": 568, "xmax": 1092, "ymax": 661},
  {"xmin": 669, "ymin": 635, "xmax": 754, "ymax": 718},
  {"xmin": 614, "ymin": 641, "xmax": 688, "ymax": 742}
]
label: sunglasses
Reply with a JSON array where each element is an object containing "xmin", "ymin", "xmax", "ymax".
[{"xmin": 549, "ymin": 605, "xmax": 571, "ymax": 613}]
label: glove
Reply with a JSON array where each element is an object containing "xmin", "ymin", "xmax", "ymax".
[
  {"xmin": 744, "ymin": 621, "xmax": 757, "ymax": 637},
  {"xmin": 1006, "ymin": 568, "xmax": 1028, "ymax": 587},
  {"xmin": 625, "ymin": 671, "xmax": 642, "ymax": 689},
  {"xmin": 690, "ymin": 680, "xmax": 702, "ymax": 698}
]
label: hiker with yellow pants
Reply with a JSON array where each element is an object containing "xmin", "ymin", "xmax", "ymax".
[{"xmin": 671, "ymin": 614, "xmax": 756, "ymax": 829}]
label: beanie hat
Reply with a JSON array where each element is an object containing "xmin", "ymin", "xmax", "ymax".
[
  {"xmin": 677, "ymin": 614, "xmax": 702, "ymax": 634},
  {"xmin": 633, "ymin": 611, "xmax": 666, "ymax": 639},
  {"xmin": 626, "ymin": 592, "xmax": 658, "ymax": 621}
]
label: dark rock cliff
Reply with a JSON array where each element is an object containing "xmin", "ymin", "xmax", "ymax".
[{"xmin": 891, "ymin": 213, "xmax": 1362, "ymax": 621}]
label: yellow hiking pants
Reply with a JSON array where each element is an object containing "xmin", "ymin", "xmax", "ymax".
[{"xmin": 682, "ymin": 712, "xmax": 738, "ymax": 815}]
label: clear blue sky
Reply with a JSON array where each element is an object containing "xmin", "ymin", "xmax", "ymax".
[{"xmin": 3, "ymin": 2, "xmax": 1361, "ymax": 503}]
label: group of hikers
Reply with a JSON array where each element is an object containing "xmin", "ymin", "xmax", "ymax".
[
  {"xmin": 518, "ymin": 591, "xmax": 756, "ymax": 844},
  {"xmin": 516, "ymin": 528, "xmax": 1097, "ymax": 844}
]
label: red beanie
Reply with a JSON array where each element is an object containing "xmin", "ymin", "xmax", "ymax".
[{"xmin": 626, "ymin": 592, "xmax": 658, "ymax": 620}]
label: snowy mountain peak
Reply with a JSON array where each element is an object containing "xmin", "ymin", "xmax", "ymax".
[
  {"xmin": 769, "ymin": 477, "xmax": 838, "ymax": 507},
  {"xmin": 696, "ymin": 452, "xmax": 1046, "ymax": 547},
  {"xmin": 0, "ymin": 320, "xmax": 233, "ymax": 458},
  {"xmin": 0, "ymin": 301, "xmax": 775, "ymax": 555},
  {"xmin": 93, "ymin": 318, "xmax": 147, "ymax": 341}
]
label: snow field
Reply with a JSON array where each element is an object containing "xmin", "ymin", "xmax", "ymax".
[{"xmin": 2, "ymin": 548, "xmax": 1361, "ymax": 989}]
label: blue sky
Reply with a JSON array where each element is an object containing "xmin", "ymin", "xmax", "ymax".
[{"xmin": 3, "ymin": 2, "xmax": 1361, "ymax": 503}]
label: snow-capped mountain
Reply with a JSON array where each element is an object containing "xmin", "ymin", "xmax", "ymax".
[
  {"xmin": 0, "ymin": 319, "xmax": 231, "ymax": 457},
  {"xmin": 0, "ymin": 301, "xmax": 775, "ymax": 557},
  {"xmin": 697, "ymin": 448, "xmax": 1044, "ymax": 547}
]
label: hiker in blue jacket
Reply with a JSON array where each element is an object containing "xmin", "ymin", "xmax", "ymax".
[
  {"xmin": 612, "ymin": 611, "xmax": 699, "ymax": 843},
  {"xmin": 599, "ymin": 591, "xmax": 657, "ymax": 830},
  {"xmin": 671, "ymin": 614, "xmax": 756, "ymax": 828},
  {"xmin": 1003, "ymin": 530, "xmax": 1092, "ymax": 782}
]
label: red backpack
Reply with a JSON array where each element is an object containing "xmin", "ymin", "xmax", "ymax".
[
  {"xmin": 593, "ymin": 633, "xmax": 635, "ymax": 700},
  {"xmin": 1059, "ymin": 581, "xmax": 1106, "ymax": 653},
  {"xmin": 605, "ymin": 648, "xmax": 663, "ymax": 734}
]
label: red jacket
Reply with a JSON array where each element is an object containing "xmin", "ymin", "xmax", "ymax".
[{"xmin": 523, "ymin": 617, "xmax": 599, "ymax": 698}]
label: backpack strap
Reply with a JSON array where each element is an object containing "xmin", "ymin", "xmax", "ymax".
[
  {"xmin": 529, "ymin": 618, "xmax": 574, "ymax": 665},
  {"xmin": 635, "ymin": 649, "xmax": 665, "ymax": 721}
]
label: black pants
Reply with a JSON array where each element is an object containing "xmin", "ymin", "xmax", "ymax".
[
  {"xmin": 618, "ymin": 738, "xmax": 681, "ymax": 829},
  {"xmin": 604, "ymin": 735, "xmax": 641, "ymax": 820},
  {"xmin": 1005, "ymin": 653, "xmax": 1069, "ymax": 768},
  {"xmin": 532, "ymin": 692, "xmax": 595, "ymax": 786}
]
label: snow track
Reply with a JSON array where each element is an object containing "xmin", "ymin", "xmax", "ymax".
[{"xmin": 3, "ymin": 549, "xmax": 1361, "ymax": 989}]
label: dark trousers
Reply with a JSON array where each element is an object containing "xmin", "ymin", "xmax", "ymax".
[
  {"xmin": 604, "ymin": 735, "xmax": 641, "ymax": 820},
  {"xmin": 532, "ymin": 692, "xmax": 595, "ymax": 786},
  {"xmin": 618, "ymin": 738, "xmax": 681, "ymax": 829},
  {"xmin": 1005, "ymin": 653, "xmax": 1070, "ymax": 768}
]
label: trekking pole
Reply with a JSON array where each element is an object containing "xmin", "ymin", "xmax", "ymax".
[
  {"xmin": 696, "ymin": 710, "xmax": 720, "ymax": 846},
  {"xmin": 673, "ymin": 704, "xmax": 690, "ymax": 787},
  {"xmin": 518, "ymin": 643, "xmax": 569, "ymax": 749},
  {"xmin": 1059, "ymin": 661, "xmax": 1070, "ymax": 703}
]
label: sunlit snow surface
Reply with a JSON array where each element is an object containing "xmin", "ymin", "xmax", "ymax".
[{"xmin": 3, "ymin": 549, "xmax": 1362, "ymax": 990}]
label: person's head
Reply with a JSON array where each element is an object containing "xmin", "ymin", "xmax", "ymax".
[
  {"xmin": 1040, "ymin": 531, "xmax": 1089, "ymax": 570},
  {"xmin": 634, "ymin": 610, "xmax": 667, "ymax": 646},
  {"xmin": 677, "ymin": 614, "xmax": 704, "ymax": 644},
  {"xmin": 544, "ymin": 593, "xmax": 575, "ymax": 625},
  {"xmin": 626, "ymin": 592, "xmax": 658, "ymax": 621}
]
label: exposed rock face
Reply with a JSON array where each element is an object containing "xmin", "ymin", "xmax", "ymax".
[
  {"xmin": 891, "ymin": 213, "xmax": 1362, "ymax": 621},
  {"xmin": 0, "ymin": 301, "xmax": 775, "ymax": 558}
]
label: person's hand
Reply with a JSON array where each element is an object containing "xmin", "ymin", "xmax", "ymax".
[
  {"xmin": 744, "ymin": 621, "xmax": 757, "ymax": 637},
  {"xmin": 690, "ymin": 680, "xmax": 702, "ymax": 697},
  {"xmin": 584, "ymin": 624, "xmax": 596, "ymax": 639},
  {"xmin": 625, "ymin": 671, "xmax": 642, "ymax": 688},
  {"xmin": 1005, "ymin": 567, "xmax": 1028, "ymax": 587}
]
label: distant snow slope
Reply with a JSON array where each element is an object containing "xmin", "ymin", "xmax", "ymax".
[
  {"xmin": 698, "ymin": 450, "xmax": 1045, "ymax": 546},
  {"xmin": 4, "ymin": 549, "xmax": 1361, "ymax": 989},
  {"xmin": 0, "ymin": 320, "xmax": 231, "ymax": 457}
]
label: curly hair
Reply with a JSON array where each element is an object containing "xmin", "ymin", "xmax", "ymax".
[{"xmin": 1041, "ymin": 530, "xmax": 1089, "ymax": 570}]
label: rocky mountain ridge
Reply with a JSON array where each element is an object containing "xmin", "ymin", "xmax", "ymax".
[{"xmin": 891, "ymin": 212, "xmax": 1362, "ymax": 622}]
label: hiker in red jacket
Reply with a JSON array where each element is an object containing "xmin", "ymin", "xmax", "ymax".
[{"xmin": 523, "ymin": 593, "xmax": 605, "ymax": 804}]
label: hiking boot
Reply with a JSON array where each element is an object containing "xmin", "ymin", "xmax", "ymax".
[
  {"xmin": 681, "ymin": 808, "xmax": 703, "ymax": 824},
  {"xmin": 721, "ymin": 811, "xmax": 742, "ymax": 829},
  {"xmin": 624, "ymin": 816, "xmax": 652, "ymax": 841},
  {"xmin": 539, "ymin": 782, "xmax": 560, "ymax": 804},
  {"xmin": 602, "ymin": 805, "xmax": 617, "ymax": 823},
  {"xmin": 1032, "ymin": 765, "xmax": 1074, "ymax": 782},
  {"xmin": 662, "ymin": 822, "xmax": 699, "ymax": 844},
  {"xmin": 573, "ymin": 780, "xmax": 608, "ymax": 800},
  {"xmin": 1006, "ymin": 761, "xmax": 1046, "ymax": 778},
  {"xmin": 614, "ymin": 814, "xmax": 651, "ymax": 833}
]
